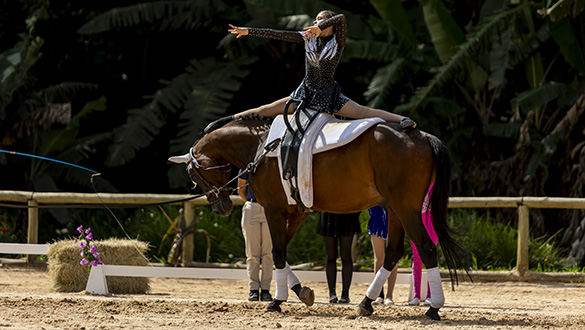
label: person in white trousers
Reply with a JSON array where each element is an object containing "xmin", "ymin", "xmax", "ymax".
[{"xmin": 238, "ymin": 171, "xmax": 273, "ymax": 302}]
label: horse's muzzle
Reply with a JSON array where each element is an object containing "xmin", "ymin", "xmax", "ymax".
[{"xmin": 211, "ymin": 197, "xmax": 233, "ymax": 216}]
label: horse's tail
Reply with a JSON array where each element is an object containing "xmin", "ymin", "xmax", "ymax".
[{"xmin": 427, "ymin": 135, "xmax": 473, "ymax": 288}]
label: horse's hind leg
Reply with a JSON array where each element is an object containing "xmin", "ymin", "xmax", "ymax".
[
  {"xmin": 401, "ymin": 207, "xmax": 443, "ymax": 320},
  {"xmin": 358, "ymin": 209, "xmax": 405, "ymax": 316}
]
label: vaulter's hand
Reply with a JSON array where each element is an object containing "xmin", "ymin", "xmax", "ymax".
[
  {"xmin": 303, "ymin": 26, "xmax": 321, "ymax": 40},
  {"xmin": 228, "ymin": 24, "xmax": 248, "ymax": 38}
]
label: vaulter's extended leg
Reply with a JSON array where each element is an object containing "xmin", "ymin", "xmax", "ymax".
[{"xmin": 358, "ymin": 209, "xmax": 404, "ymax": 316}]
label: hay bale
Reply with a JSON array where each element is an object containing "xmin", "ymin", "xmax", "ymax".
[{"xmin": 47, "ymin": 238, "xmax": 150, "ymax": 294}]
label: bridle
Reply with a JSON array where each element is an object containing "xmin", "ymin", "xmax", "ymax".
[
  {"xmin": 187, "ymin": 149, "xmax": 233, "ymax": 199},
  {"xmin": 184, "ymin": 138, "xmax": 282, "ymax": 200}
]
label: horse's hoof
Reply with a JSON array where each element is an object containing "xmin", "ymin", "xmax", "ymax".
[
  {"xmin": 267, "ymin": 300, "xmax": 283, "ymax": 313},
  {"xmin": 299, "ymin": 286, "xmax": 314, "ymax": 306},
  {"xmin": 425, "ymin": 307, "xmax": 441, "ymax": 320},
  {"xmin": 357, "ymin": 298, "xmax": 374, "ymax": 316}
]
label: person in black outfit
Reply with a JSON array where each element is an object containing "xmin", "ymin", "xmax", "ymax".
[
  {"xmin": 317, "ymin": 211, "xmax": 361, "ymax": 303},
  {"xmin": 205, "ymin": 10, "xmax": 416, "ymax": 134}
]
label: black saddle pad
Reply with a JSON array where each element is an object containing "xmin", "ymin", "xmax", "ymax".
[{"xmin": 280, "ymin": 106, "xmax": 320, "ymax": 180}]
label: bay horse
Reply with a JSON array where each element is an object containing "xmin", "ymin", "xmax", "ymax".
[{"xmin": 169, "ymin": 115, "xmax": 471, "ymax": 320}]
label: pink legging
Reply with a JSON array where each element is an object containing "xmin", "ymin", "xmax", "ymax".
[{"xmin": 410, "ymin": 182, "xmax": 438, "ymax": 299}]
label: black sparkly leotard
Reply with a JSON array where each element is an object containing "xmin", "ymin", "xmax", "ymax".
[{"xmin": 247, "ymin": 14, "xmax": 350, "ymax": 114}]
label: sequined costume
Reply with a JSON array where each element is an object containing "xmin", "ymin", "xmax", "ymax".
[{"xmin": 247, "ymin": 14, "xmax": 350, "ymax": 113}]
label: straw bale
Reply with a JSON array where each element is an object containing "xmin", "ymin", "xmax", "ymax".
[{"xmin": 47, "ymin": 238, "xmax": 150, "ymax": 293}]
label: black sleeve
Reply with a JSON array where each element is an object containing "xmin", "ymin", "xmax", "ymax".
[
  {"xmin": 247, "ymin": 27, "xmax": 305, "ymax": 43},
  {"xmin": 317, "ymin": 14, "xmax": 347, "ymax": 49}
]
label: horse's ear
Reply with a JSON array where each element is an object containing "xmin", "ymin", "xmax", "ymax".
[{"xmin": 168, "ymin": 153, "xmax": 190, "ymax": 164}]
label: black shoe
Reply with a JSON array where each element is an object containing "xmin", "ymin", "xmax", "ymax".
[
  {"xmin": 400, "ymin": 117, "xmax": 417, "ymax": 129},
  {"xmin": 329, "ymin": 293, "xmax": 338, "ymax": 304},
  {"xmin": 339, "ymin": 296, "xmax": 350, "ymax": 304},
  {"xmin": 248, "ymin": 290, "xmax": 260, "ymax": 301},
  {"xmin": 260, "ymin": 290, "xmax": 272, "ymax": 302}
]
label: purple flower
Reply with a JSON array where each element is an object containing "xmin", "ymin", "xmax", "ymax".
[
  {"xmin": 80, "ymin": 251, "xmax": 84, "ymax": 257},
  {"xmin": 77, "ymin": 226, "xmax": 83, "ymax": 233},
  {"xmin": 79, "ymin": 241, "xmax": 87, "ymax": 249},
  {"xmin": 86, "ymin": 233, "xmax": 93, "ymax": 240},
  {"xmin": 74, "ymin": 238, "xmax": 78, "ymax": 243},
  {"xmin": 92, "ymin": 252, "xmax": 100, "ymax": 259},
  {"xmin": 89, "ymin": 260, "xmax": 98, "ymax": 267},
  {"xmin": 89, "ymin": 244, "xmax": 97, "ymax": 253},
  {"xmin": 85, "ymin": 228, "xmax": 91, "ymax": 235},
  {"xmin": 80, "ymin": 259, "xmax": 89, "ymax": 265}
]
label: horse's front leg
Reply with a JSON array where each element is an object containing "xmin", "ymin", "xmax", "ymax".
[
  {"xmin": 358, "ymin": 210, "xmax": 404, "ymax": 316},
  {"xmin": 265, "ymin": 209, "xmax": 312, "ymax": 312}
]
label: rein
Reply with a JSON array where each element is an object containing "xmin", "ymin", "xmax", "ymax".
[{"xmin": 188, "ymin": 138, "xmax": 281, "ymax": 199}]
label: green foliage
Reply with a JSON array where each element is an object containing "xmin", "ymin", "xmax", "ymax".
[
  {"xmin": 190, "ymin": 206, "xmax": 245, "ymax": 263},
  {"xmin": 286, "ymin": 213, "xmax": 325, "ymax": 265},
  {"xmin": 529, "ymin": 232, "xmax": 575, "ymax": 272},
  {"xmin": 448, "ymin": 209, "xmax": 573, "ymax": 272}
]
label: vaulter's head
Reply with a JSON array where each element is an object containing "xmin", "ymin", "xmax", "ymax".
[{"xmin": 313, "ymin": 10, "xmax": 337, "ymax": 35}]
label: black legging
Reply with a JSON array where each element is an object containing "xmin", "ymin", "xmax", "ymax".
[{"xmin": 323, "ymin": 235, "xmax": 354, "ymax": 297}]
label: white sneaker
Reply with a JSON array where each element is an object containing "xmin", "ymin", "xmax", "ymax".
[
  {"xmin": 384, "ymin": 298, "xmax": 394, "ymax": 305},
  {"xmin": 372, "ymin": 297, "xmax": 384, "ymax": 305},
  {"xmin": 408, "ymin": 297, "xmax": 420, "ymax": 306},
  {"xmin": 424, "ymin": 298, "xmax": 432, "ymax": 306}
]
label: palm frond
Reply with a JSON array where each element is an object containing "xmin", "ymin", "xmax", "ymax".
[
  {"xmin": 170, "ymin": 56, "xmax": 257, "ymax": 154},
  {"xmin": 343, "ymin": 40, "xmax": 397, "ymax": 62},
  {"xmin": 78, "ymin": 0, "xmax": 231, "ymax": 34},
  {"xmin": 511, "ymin": 82, "xmax": 577, "ymax": 114},
  {"xmin": 537, "ymin": 0, "xmax": 585, "ymax": 22},
  {"xmin": 407, "ymin": 2, "xmax": 535, "ymax": 112},
  {"xmin": 107, "ymin": 105, "xmax": 166, "ymax": 167},
  {"xmin": 368, "ymin": 0, "xmax": 416, "ymax": 47},
  {"xmin": 0, "ymin": 34, "xmax": 44, "ymax": 116},
  {"xmin": 364, "ymin": 57, "xmax": 407, "ymax": 108},
  {"xmin": 243, "ymin": 0, "xmax": 376, "ymax": 39},
  {"xmin": 42, "ymin": 82, "xmax": 99, "ymax": 104}
]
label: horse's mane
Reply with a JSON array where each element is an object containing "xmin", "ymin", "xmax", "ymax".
[
  {"xmin": 233, "ymin": 114, "xmax": 274, "ymax": 133},
  {"xmin": 236, "ymin": 114, "xmax": 274, "ymax": 124}
]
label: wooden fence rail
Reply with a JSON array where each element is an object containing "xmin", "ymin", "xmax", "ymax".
[{"xmin": 2, "ymin": 191, "xmax": 585, "ymax": 276}]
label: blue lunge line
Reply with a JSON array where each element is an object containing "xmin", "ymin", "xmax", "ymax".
[{"xmin": 0, "ymin": 149, "xmax": 100, "ymax": 174}]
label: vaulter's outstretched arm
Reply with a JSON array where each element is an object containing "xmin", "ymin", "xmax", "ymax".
[{"xmin": 228, "ymin": 23, "xmax": 304, "ymax": 43}]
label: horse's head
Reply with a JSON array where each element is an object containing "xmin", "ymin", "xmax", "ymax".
[{"xmin": 169, "ymin": 148, "xmax": 233, "ymax": 216}]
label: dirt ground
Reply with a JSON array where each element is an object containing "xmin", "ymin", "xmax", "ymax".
[{"xmin": 1, "ymin": 267, "xmax": 585, "ymax": 330}]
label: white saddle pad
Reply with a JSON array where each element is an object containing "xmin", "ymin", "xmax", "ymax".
[{"xmin": 265, "ymin": 113, "xmax": 384, "ymax": 207}]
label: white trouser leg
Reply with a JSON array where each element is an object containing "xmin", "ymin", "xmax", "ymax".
[
  {"xmin": 426, "ymin": 267, "xmax": 444, "ymax": 308},
  {"xmin": 366, "ymin": 266, "xmax": 391, "ymax": 300},
  {"xmin": 274, "ymin": 268, "xmax": 288, "ymax": 301}
]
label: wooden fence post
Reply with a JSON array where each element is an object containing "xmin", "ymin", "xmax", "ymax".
[
  {"xmin": 27, "ymin": 199, "xmax": 39, "ymax": 264},
  {"xmin": 182, "ymin": 201, "xmax": 195, "ymax": 265},
  {"xmin": 517, "ymin": 204, "xmax": 530, "ymax": 276}
]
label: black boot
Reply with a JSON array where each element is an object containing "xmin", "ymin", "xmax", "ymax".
[
  {"xmin": 248, "ymin": 290, "xmax": 260, "ymax": 301},
  {"xmin": 329, "ymin": 290, "xmax": 338, "ymax": 303},
  {"xmin": 400, "ymin": 117, "xmax": 417, "ymax": 129}
]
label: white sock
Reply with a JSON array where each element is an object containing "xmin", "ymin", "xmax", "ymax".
[
  {"xmin": 426, "ymin": 267, "xmax": 444, "ymax": 308},
  {"xmin": 274, "ymin": 268, "xmax": 289, "ymax": 301},
  {"xmin": 285, "ymin": 262, "xmax": 300, "ymax": 288},
  {"xmin": 366, "ymin": 267, "xmax": 391, "ymax": 300}
]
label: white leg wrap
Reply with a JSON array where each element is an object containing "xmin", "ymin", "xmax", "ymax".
[
  {"xmin": 366, "ymin": 266, "xmax": 391, "ymax": 299},
  {"xmin": 427, "ymin": 267, "xmax": 444, "ymax": 308},
  {"xmin": 285, "ymin": 262, "xmax": 300, "ymax": 288},
  {"xmin": 274, "ymin": 268, "xmax": 289, "ymax": 301}
]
